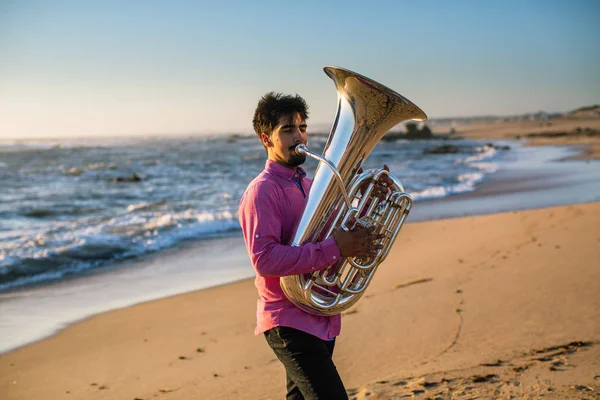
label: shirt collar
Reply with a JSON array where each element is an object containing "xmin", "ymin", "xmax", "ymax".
[{"xmin": 265, "ymin": 159, "xmax": 307, "ymax": 180}]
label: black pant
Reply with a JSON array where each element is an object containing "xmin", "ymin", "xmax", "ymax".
[{"xmin": 264, "ymin": 326, "xmax": 348, "ymax": 400}]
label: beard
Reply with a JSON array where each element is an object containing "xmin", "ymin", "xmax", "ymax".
[{"xmin": 287, "ymin": 151, "xmax": 306, "ymax": 167}]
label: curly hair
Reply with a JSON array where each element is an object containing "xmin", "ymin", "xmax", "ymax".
[{"xmin": 252, "ymin": 92, "xmax": 309, "ymax": 145}]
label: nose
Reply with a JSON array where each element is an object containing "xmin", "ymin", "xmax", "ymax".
[
  {"xmin": 292, "ymin": 130, "xmax": 302, "ymax": 143},
  {"xmin": 293, "ymin": 127, "xmax": 305, "ymax": 143}
]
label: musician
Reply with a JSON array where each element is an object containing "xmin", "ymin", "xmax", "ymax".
[{"xmin": 239, "ymin": 92, "xmax": 391, "ymax": 400}]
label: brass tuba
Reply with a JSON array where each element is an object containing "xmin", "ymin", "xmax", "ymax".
[{"xmin": 280, "ymin": 66, "xmax": 427, "ymax": 316}]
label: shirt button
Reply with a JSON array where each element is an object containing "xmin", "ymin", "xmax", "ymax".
[
  {"xmin": 333, "ymin": 256, "xmax": 337, "ymax": 260},
  {"xmin": 255, "ymin": 234, "xmax": 259, "ymax": 238}
]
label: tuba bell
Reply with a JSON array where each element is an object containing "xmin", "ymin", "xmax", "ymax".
[{"xmin": 280, "ymin": 66, "xmax": 427, "ymax": 316}]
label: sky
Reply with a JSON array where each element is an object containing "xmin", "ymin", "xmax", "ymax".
[{"xmin": 1, "ymin": 0, "xmax": 599, "ymax": 139}]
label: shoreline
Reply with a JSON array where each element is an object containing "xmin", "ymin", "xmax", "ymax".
[
  {"xmin": 0, "ymin": 138, "xmax": 599, "ymax": 356},
  {"xmin": 0, "ymin": 235, "xmax": 252, "ymax": 355}
]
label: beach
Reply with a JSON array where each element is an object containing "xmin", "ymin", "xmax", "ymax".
[
  {"xmin": 1, "ymin": 117, "xmax": 600, "ymax": 400},
  {"xmin": 454, "ymin": 115, "xmax": 600, "ymax": 160}
]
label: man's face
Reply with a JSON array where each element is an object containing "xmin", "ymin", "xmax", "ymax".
[{"xmin": 263, "ymin": 113, "xmax": 308, "ymax": 168}]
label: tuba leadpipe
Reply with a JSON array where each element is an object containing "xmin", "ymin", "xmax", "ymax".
[{"xmin": 280, "ymin": 66, "xmax": 427, "ymax": 316}]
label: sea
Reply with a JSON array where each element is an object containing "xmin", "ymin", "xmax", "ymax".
[{"xmin": 0, "ymin": 134, "xmax": 503, "ymax": 292}]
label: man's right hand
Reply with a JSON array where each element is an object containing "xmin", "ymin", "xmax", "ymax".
[{"xmin": 331, "ymin": 225, "xmax": 384, "ymax": 258}]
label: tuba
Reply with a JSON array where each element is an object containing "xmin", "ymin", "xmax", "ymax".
[{"xmin": 280, "ymin": 66, "xmax": 427, "ymax": 316}]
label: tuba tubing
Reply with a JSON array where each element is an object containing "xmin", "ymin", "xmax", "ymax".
[{"xmin": 280, "ymin": 66, "xmax": 427, "ymax": 316}]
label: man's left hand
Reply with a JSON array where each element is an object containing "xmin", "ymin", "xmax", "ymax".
[{"xmin": 358, "ymin": 164, "xmax": 394, "ymax": 201}]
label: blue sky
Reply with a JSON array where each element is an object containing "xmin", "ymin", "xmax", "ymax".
[{"xmin": 1, "ymin": 0, "xmax": 599, "ymax": 138}]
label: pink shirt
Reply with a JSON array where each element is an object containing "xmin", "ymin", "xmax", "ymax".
[{"xmin": 239, "ymin": 160, "xmax": 342, "ymax": 340}]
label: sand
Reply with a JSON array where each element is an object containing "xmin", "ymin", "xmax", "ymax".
[
  {"xmin": 1, "ymin": 202, "xmax": 599, "ymax": 400},
  {"xmin": 1, "ymin": 117, "xmax": 600, "ymax": 400}
]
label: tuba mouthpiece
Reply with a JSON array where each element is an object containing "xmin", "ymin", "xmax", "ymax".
[{"xmin": 294, "ymin": 144, "xmax": 308, "ymax": 155}]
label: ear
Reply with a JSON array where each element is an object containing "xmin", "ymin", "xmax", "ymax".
[{"xmin": 261, "ymin": 133, "xmax": 272, "ymax": 147}]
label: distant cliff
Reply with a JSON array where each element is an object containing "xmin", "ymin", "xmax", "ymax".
[{"xmin": 569, "ymin": 105, "xmax": 600, "ymax": 118}]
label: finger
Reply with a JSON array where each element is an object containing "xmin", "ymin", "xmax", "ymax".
[
  {"xmin": 344, "ymin": 216, "xmax": 357, "ymax": 230},
  {"xmin": 356, "ymin": 237, "xmax": 376, "ymax": 248},
  {"xmin": 367, "ymin": 242, "xmax": 383, "ymax": 250},
  {"xmin": 378, "ymin": 178, "xmax": 393, "ymax": 190},
  {"xmin": 357, "ymin": 254, "xmax": 375, "ymax": 260},
  {"xmin": 354, "ymin": 230, "xmax": 372, "ymax": 240},
  {"xmin": 367, "ymin": 234, "xmax": 384, "ymax": 242},
  {"xmin": 376, "ymin": 177, "xmax": 390, "ymax": 189},
  {"xmin": 378, "ymin": 166, "xmax": 393, "ymax": 186},
  {"xmin": 367, "ymin": 239, "xmax": 382, "ymax": 248},
  {"xmin": 357, "ymin": 240, "xmax": 381, "ymax": 251},
  {"xmin": 363, "ymin": 226, "xmax": 375, "ymax": 235},
  {"xmin": 349, "ymin": 224, "xmax": 365, "ymax": 233},
  {"xmin": 360, "ymin": 247, "xmax": 381, "ymax": 257},
  {"xmin": 374, "ymin": 188, "xmax": 387, "ymax": 200},
  {"xmin": 355, "ymin": 250, "xmax": 375, "ymax": 258},
  {"xmin": 364, "ymin": 239, "xmax": 383, "ymax": 247}
]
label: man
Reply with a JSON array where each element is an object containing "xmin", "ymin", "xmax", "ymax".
[{"xmin": 239, "ymin": 92, "xmax": 390, "ymax": 400}]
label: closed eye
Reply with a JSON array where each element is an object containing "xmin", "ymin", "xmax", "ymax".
[{"xmin": 280, "ymin": 124, "xmax": 307, "ymax": 133}]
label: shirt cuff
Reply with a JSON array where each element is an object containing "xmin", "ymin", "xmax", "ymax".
[{"xmin": 321, "ymin": 236, "xmax": 341, "ymax": 264}]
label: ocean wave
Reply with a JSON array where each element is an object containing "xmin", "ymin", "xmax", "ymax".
[
  {"xmin": 463, "ymin": 144, "xmax": 497, "ymax": 163},
  {"xmin": 126, "ymin": 202, "xmax": 149, "ymax": 213},
  {"xmin": 0, "ymin": 209, "xmax": 241, "ymax": 291},
  {"xmin": 410, "ymin": 170, "xmax": 487, "ymax": 200},
  {"xmin": 0, "ymin": 141, "xmax": 61, "ymax": 152},
  {"xmin": 66, "ymin": 167, "xmax": 85, "ymax": 176},
  {"xmin": 0, "ymin": 239, "xmax": 128, "ymax": 290},
  {"xmin": 469, "ymin": 162, "xmax": 499, "ymax": 173}
]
